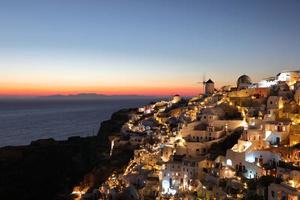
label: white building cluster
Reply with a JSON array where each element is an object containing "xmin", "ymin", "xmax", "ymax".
[{"xmin": 78, "ymin": 70, "xmax": 300, "ymax": 200}]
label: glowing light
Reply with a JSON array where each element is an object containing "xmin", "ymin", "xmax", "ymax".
[
  {"xmin": 258, "ymin": 80, "xmax": 278, "ymax": 88},
  {"xmin": 162, "ymin": 180, "xmax": 170, "ymax": 192},
  {"xmin": 289, "ymin": 180, "xmax": 295, "ymax": 187},
  {"xmin": 277, "ymin": 72, "xmax": 290, "ymax": 82},
  {"xmin": 265, "ymin": 130, "xmax": 271, "ymax": 140},
  {"xmin": 241, "ymin": 120, "xmax": 248, "ymax": 130},
  {"xmin": 232, "ymin": 140, "xmax": 252, "ymax": 152},
  {"xmin": 110, "ymin": 139, "xmax": 115, "ymax": 157},
  {"xmin": 162, "ymin": 179, "xmax": 177, "ymax": 195},
  {"xmin": 226, "ymin": 159, "xmax": 232, "ymax": 166},
  {"xmin": 245, "ymin": 153, "xmax": 255, "ymax": 163}
]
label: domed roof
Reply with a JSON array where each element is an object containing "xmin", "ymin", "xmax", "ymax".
[{"xmin": 237, "ymin": 75, "xmax": 252, "ymax": 86}]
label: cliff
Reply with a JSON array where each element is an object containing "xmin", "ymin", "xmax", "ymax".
[
  {"xmin": 97, "ymin": 108, "xmax": 137, "ymax": 145},
  {"xmin": 0, "ymin": 108, "xmax": 135, "ymax": 200}
]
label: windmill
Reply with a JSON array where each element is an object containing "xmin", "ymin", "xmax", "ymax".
[{"xmin": 197, "ymin": 74, "xmax": 206, "ymax": 94}]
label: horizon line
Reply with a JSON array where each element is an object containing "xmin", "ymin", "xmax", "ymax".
[{"xmin": 0, "ymin": 92, "xmax": 198, "ymax": 98}]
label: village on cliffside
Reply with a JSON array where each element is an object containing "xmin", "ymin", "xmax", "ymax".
[{"xmin": 74, "ymin": 70, "xmax": 300, "ymax": 200}]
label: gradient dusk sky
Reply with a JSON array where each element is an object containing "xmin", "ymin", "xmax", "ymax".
[{"xmin": 0, "ymin": 0, "xmax": 300, "ymax": 96}]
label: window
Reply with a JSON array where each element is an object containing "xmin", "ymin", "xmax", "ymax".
[
  {"xmin": 226, "ymin": 159, "xmax": 232, "ymax": 166},
  {"xmin": 271, "ymin": 191, "xmax": 275, "ymax": 198}
]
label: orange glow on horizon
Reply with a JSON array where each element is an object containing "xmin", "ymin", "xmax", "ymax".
[{"xmin": 0, "ymin": 84, "xmax": 205, "ymax": 97}]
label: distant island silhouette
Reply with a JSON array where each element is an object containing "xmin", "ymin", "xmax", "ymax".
[
  {"xmin": 0, "ymin": 93, "xmax": 161, "ymax": 100},
  {"xmin": 39, "ymin": 93, "xmax": 159, "ymax": 100}
]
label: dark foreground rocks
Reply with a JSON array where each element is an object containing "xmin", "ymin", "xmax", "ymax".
[{"xmin": 0, "ymin": 108, "xmax": 136, "ymax": 200}]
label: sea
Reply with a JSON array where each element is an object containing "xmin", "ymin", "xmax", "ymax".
[{"xmin": 0, "ymin": 98, "xmax": 155, "ymax": 147}]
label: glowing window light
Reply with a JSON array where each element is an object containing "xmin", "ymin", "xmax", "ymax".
[
  {"xmin": 226, "ymin": 159, "xmax": 232, "ymax": 166},
  {"xmin": 162, "ymin": 180, "xmax": 170, "ymax": 194},
  {"xmin": 241, "ymin": 120, "xmax": 248, "ymax": 130},
  {"xmin": 245, "ymin": 153, "xmax": 255, "ymax": 163},
  {"xmin": 265, "ymin": 130, "xmax": 271, "ymax": 140}
]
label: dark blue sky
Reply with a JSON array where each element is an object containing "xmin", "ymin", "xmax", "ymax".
[{"xmin": 1, "ymin": 0, "xmax": 300, "ymax": 95}]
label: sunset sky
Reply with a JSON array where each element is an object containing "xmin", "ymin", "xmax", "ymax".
[{"xmin": 1, "ymin": 0, "xmax": 300, "ymax": 96}]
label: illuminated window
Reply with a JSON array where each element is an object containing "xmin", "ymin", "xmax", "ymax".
[{"xmin": 226, "ymin": 159, "xmax": 233, "ymax": 166}]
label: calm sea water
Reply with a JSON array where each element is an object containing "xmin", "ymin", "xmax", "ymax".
[{"xmin": 0, "ymin": 98, "xmax": 153, "ymax": 147}]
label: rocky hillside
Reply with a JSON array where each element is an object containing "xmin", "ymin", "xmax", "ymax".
[{"xmin": 0, "ymin": 108, "xmax": 136, "ymax": 200}]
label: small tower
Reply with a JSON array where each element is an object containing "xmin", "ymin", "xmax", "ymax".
[{"xmin": 205, "ymin": 79, "xmax": 214, "ymax": 95}]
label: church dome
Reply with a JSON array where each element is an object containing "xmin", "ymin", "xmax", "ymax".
[
  {"xmin": 237, "ymin": 75, "xmax": 252, "ymax": 89},
  {"xmin": 237, "ymin": 75, "xmax": 251, "ymax": 85}
]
